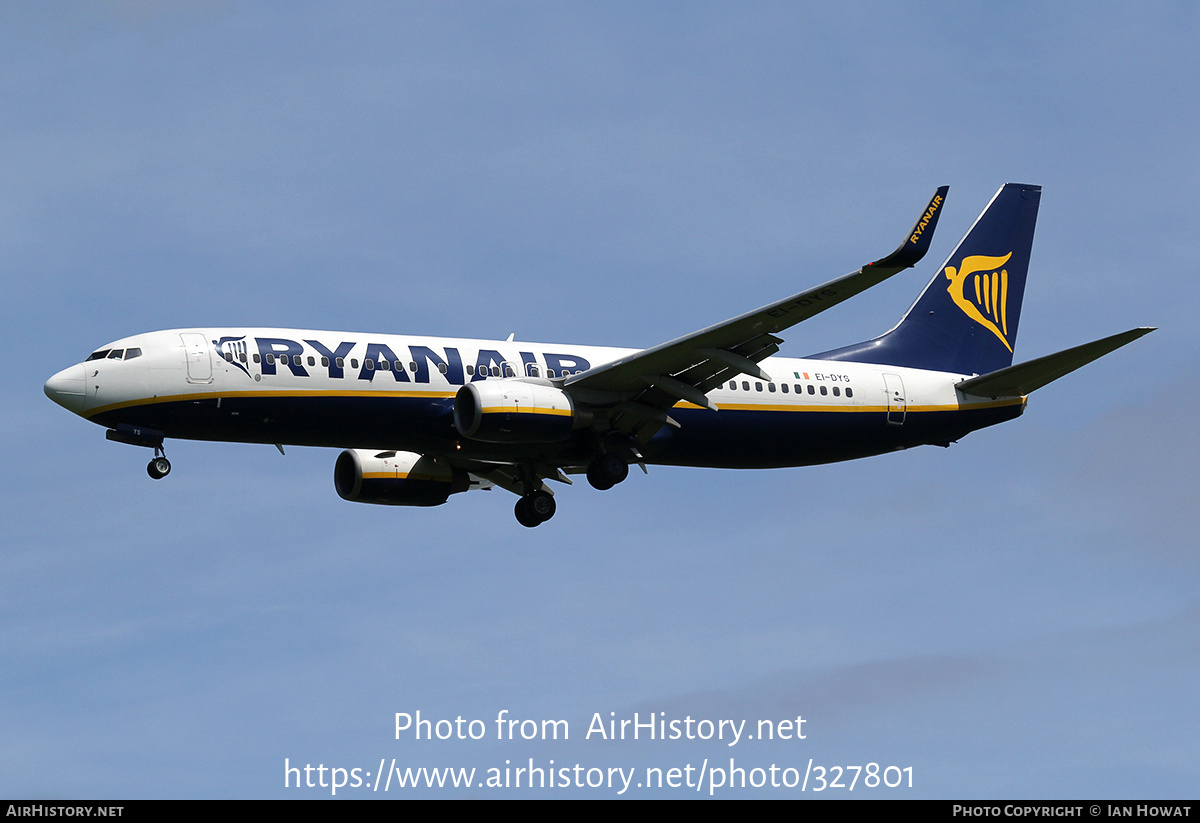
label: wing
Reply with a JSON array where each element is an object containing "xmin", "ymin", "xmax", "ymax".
[{"xmin": 561, "ymin": 186, "xmax": 950, "ymax": 445}]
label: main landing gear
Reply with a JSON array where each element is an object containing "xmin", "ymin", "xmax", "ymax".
[
  {"xmin": 515, "ymin": 489, "xmax": 556, "ymax": 528},
  {"xmin": 586, "ymin": 452, "xmax": 629, "ymax": 491},
  {"xmin": 510, "ymin": 445, "xmax": 634, "ymax": 527}
]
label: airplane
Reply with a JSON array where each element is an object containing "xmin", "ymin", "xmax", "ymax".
[{"xmin": 44, "ymin": 183, "xmax": 1153, "ymax": 527}]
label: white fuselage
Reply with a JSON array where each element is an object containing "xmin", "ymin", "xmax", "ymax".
[{"xmin": 46, "ymin": 328, "xmax": 1023, "ymax": 470}]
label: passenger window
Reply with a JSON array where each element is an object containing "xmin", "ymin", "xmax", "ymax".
[
  {"xmin": 833, "ymin": 387, "xmax": 840, "ymax": 396},
  {"xmin": 846, "ymin": 387, "xmax": 854, "ymax": 398},
  {"xmin": 755, "ymin": 382, "xmax": 763, "ymax": 392},
  {"xmin": 266, "ymin": 354, "xmax": 275, "ymax": 365},
  {"xmin": 807, "ymin": 385, "xmax": 815, "ymax": 395},
  {"xmin": 350, "ymin": 359, "xmax": 358, "ymax": 369},
  {"xmin": 742, "ymin": 381, "xmax": 749, "ymax": 391},
  {"xmin": 768, "ymin": 383, "xmax": 776, "ymax": 393},
  {"xmin": 224, "ymin": 352, "xmax": 233, "ymax": 362},
  {"xmin": 409, "ymin": 362, "xmax": 417, "ymax": 372},
  {"xmin": 820, "ymin": 386, "xmax": 827, "ymax": 395},
  {"xmin": 504, "ymin": 365, "xmax": 515, "ymax": 377},
  {"xmin": 321, "ymin": 357, "xmax": 330, "ymax": 367},
  {"xmin": 365, "ymin": 360, "xmax": 374, "ymax": 371},
  {"xmin": 308, "ymin": 356, "xmax": 315, "ymax": 367},
  {"xmin": 279, "ymin": 355, "xmax": 289, "ymax": 366},
  {"xmin": 238, "ymin": 351, "xmax": 247, "ymax": 362},
  {"xmin": 528, "ymin": 365, "xmax": 539, "ymax": 377},
  {"xmin": 781, "ymin": 383, "xmax": 788, "ymax": 393},
  {"xmin": 492, "ymin": 366, "xmax": 501, "ymax": 376},
  {"xmin": 439, "ymin": 363, "xmax": 449, "ymax": 374},
  {"xmin": 335, "ymin": 357, "xmax": 343, "ymax": 368},
  {"xmin": 253, "ymin": 354, "xmax": 261, "ymax": 364},
  {"xmin": 379, "ymin": 360, "xmax": 390, "ymax": 370},
  {"xmin": 466, "ymin": 365, "xmax": 474, "ymax": 376}
]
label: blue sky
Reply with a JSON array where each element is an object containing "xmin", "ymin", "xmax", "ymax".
[{"xmin": 2, "ymin": 2, "xmax": 1197, "ymax": 798}]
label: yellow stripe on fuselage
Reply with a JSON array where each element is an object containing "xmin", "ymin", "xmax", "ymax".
[
  {"xmin": 85, "ymin": 388, "xmax": 1024, "ymax": 419},
  {"xmin": 83, "ymin": 388, "xmax": 454, "ymax": 418},
  {"xmin": 673, "ymin": 397, "xmax": 1024, "ymax": 413}
]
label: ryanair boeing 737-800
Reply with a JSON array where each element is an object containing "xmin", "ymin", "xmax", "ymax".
[{"xmin": 44, "ymin": 184, "xmax": 1152, "ymax": 526}]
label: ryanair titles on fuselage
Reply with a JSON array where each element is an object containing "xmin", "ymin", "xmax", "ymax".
[{"xmin": 213, "ymin": 333, "xmax": 595, "ymax": 385}]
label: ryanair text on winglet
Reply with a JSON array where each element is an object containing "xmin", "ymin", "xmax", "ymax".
[{"xmin": 909, "ymin": 194, "xmax": 944, "ymax": 245}]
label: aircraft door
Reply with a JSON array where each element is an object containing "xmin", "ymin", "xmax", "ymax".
[
  {"xmin": 883, "ymin": 373, "xmax": 906, "ymax": 425},
  {"xmin": 180, "ymin": 333, "xmax": 213, "ymax": 384}
]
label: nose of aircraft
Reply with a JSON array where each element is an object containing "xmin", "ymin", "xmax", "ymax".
[{"xmin": 44, "ymin": 364, "xmax": 87, "ymax": 414}]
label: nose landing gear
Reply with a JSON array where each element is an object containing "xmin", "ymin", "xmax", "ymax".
[
  {"xmin": 147, "ymin": 451, "xmax": 171, "ymax": 480},
  {"xmin": 104, "ymin": 424, "xmax": 172, "ymax": 480}
]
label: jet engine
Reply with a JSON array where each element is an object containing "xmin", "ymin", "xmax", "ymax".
[
  {"xmin": 334, "ymin": 449, "xmax": 470, "ymax": 506},
  {"xmin": 453, "ymin": 381, "xmax": 588, "ymax": 443}
]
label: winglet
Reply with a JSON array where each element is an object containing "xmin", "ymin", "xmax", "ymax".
[{"xmin": 867, "ymin": 185, "xmax": 949, "ymax": 270}]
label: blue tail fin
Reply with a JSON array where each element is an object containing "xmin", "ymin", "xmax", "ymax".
[{"xmin": 812, "ymin": 183, "xmax": 1042, "ymax": 375}]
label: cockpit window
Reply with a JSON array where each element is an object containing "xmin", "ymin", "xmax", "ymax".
[{"xmin": 86, "ymin": 347, "xmax": 143, "ymax": 361}]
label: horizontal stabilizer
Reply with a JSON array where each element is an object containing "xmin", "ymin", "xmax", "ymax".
[{"xmin": 957, "ymin": 327, "xmax": 1155, "ymax": 398}]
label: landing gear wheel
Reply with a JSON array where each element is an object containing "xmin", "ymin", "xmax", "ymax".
[
  {"xmin": 515, "ymin": 490, "xmax": 556, "ymax": 527},
  {"xmin": 515, "ymin": 498, "xmax": 539, "ymax": 527},
  {"xmin": 587, "ymin": 453, "xmax": 628, "ymax": 490},
  {"xmin": 586, "ymin": 462, "xmax": 613, "ymax": 490},
  {"xmin": 147, "ymin": 456, "xmax": 172, "ymax": 480},
  {"xmin": 528, "ymin": 490, "xmax": 555, "ymax": 521}
]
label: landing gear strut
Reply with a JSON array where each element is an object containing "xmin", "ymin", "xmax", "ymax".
[{"xmin": 515, "ymin": 489, "xmax": 556, "ymax": 527}]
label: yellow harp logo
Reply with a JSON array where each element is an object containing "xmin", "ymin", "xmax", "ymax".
[{"xmin": 944, "ymin": 253, "xmax": 1014, "ymax": 352}]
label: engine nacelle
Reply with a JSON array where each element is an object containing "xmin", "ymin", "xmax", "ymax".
[
  {"xmin": 453, "ymin": 380, "xmax": 585, "ymax": 443},
  {"xmin": 334, "ymin": 449, "xmax": 470, "ymax": 507}
]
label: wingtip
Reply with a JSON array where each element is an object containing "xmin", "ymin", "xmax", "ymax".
[{"xmin": 869, "ymin": 185, "xmax": 950, "ymax": 270}]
